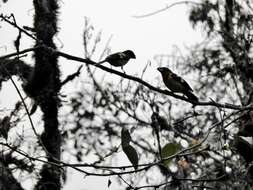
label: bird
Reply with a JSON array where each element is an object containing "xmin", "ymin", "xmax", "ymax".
[
  {"xmin": 96, "ymin": 50, "xmax": 136, "ymax": 68},
  {"xmin": 157, "ymin": 67, "xmax": 198, "ymax": 102}
]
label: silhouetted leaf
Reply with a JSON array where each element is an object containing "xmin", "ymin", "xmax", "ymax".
[
  {"xmin": 121, "ymin": 128, "xmax": 131, "ymax": 147},
  {"xmin": 123, "ymin": 145, "xmax": 138, "ymax": 170},
  {"xmin": 0, "ymin": 116, "xmax": 11, "ymax": 140},
  {"xmin": 107, "ymin": 179, "xmax": 112, "ymax": 187},
  {"xmin": 30, "ymin": 102, "xmax": 38, "ymax": 115}
]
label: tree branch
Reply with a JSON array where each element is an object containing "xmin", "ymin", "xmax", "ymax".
[{"xmin": 0, "ymin": 46, "xmax": 252, "ymax": 111}]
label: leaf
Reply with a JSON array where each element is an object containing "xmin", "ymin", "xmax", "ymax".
[
  {"xmin": 157, "ymin": 115, "xmax": 171, "ymax": 131},
  {"xmin": 76, "ymin": 151, "xmax": 83, "ymax": 162},
  {"xmin": 121, "ymin": 128, "xmax": 138, "ymax": 169},
  {"xmin": 161, "ymin": 143, "xmax": 181, "ymax": 168},
  {"xmin": 121, "ymin": 128, "xmax": 131, "ymax": 147},
  {"xmin": 0, "ymin": 116, "xmax": 11, "ymax": 140},
  {"xmin": 123, "ymin": 145, "xmax": 138, "ymax": 170},
  {"xmin": 107, "ymin": 179, "xmax": 112, "ymax": 188},
  {"xmin": 30, "ymin": 102, "xmax": 38, "ymax": 115}
]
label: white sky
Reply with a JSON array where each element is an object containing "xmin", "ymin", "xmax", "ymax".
[{"xmin": 0, "ymin": 0, "xmax": 203, "ymax": 189}]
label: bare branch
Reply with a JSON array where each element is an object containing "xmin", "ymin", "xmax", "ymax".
[{"xmin": 133, "ymin": 1, "xmax": 201, "ymax": 18}]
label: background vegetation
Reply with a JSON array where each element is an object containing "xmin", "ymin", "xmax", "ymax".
[{"xmin": 1, "ymin": 0, "xmax": 253, "ymax": 189}]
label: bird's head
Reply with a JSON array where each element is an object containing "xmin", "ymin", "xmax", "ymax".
[
  {"xmin": 157, "ymin": 67, "xmax": 172, "ymax": 75},
  {"xmin": 123, "ymin": 50, "xmax": 136, "ymax": 59}
]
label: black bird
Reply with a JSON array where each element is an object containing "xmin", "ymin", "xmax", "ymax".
[
  {"xmin": 157, "ymin": 67, "xmax": 198, "ymax": 102},
  {"xmin": 96, "ymin": 50, "xmax": 136, "ymax": 68}
]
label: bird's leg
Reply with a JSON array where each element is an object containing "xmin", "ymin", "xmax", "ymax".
[{"xmin": 121, "ymin": 66, "xmax": 126, "ymax": 74}]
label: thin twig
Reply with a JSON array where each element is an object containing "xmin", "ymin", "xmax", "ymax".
[
  {"xmin": 0, "ymin": 47, "xmax": 39, "ymax": 60},
  {"xmin": 0, "ymin": 14, "xmax": 37, "ymax": 41},
  {"xmin": 61, "ymin": 65, "xmax": 83, "ymax": 86},
  {"xmin": 133, "ymin": 1, "xmax": 200, "ymax": 18}
]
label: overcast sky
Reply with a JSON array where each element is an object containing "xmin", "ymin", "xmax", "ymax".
[{"xmin": 0, "ymin": 0, "xmax": 202, "ymax": 189}]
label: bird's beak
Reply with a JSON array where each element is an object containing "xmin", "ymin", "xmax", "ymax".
[
  {"xmin": 132, "ymin": 54, "xmax": 136, "ymax": 59},
  {"xmin": 157, "ymin": 67, "xmax": 162, "ymax": 72}
]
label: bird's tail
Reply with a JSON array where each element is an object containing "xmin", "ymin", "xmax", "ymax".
[
  {"xmin": 94, "ymin": 60, "xmax": 106, "ymax": 66},
  {"xmin": 185, "ymin": 91, "xmax": 198, "ymax": 102}
]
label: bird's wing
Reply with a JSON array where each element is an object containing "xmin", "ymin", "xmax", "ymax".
[
  {"xmin": 171, "ymin": 73, "xmax": 193, "ymax": 91},
  {"xmin": 105, "ymin": 52, "xmax": 126, "ymax": 62}
]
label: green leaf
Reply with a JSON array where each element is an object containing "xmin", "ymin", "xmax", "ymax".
[
  {"xmin": 123, "ymin": 145, "xmax": 139, "ymax": 170},
  {"xmin": 161, "ymin": 143, "xmax": 181, "ymax": 168},
  {"xmin": 121, "ymin": 128, "xmax": 131, "ymax": 147}
]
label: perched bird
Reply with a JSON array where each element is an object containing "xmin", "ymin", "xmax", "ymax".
[
  {"xmin": 157, "ymin": 67, "xmax": 198, "ymax": 102},
  {"xmin": 96, "ymin": 50, "xmax": 136, "ymax": 68}
]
